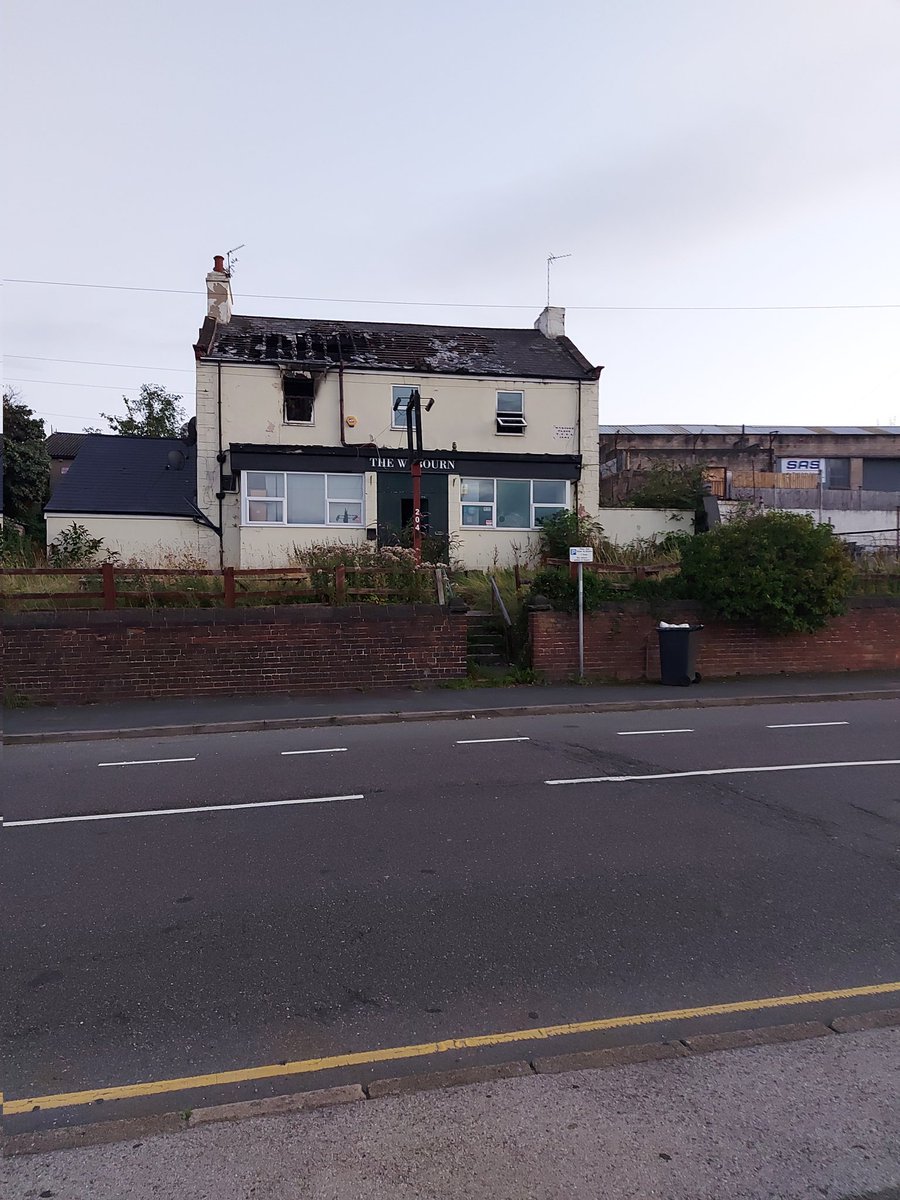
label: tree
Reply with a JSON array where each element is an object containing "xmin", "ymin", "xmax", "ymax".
[
  {"xmin": 87, "ymin": 383, "xmax": 187, "ymax": 438},
  {"xmin": 2, "ymin": 388, "xmax": 50, "ymax": 532},
  {"xmin": 628, "ymin": 461, "xmax": 707, "ymax": 510},
  {"xmin": 678, "ymin": 510, "xmax": 854, "ymax": 634}
]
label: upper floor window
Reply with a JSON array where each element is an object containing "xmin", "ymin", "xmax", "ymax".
[
  {"xmin": 283, "ymin": 373, "xmax": 316, "ymax": 424},
  {"xmin": 244, "ymin": 471, "xmax": 364, "ymax": 526},
  {"xmin": 391, "ymin": 385, "xmax": 418, "ymax": 429},
  {"xmin": 496, "ymin": 390, "xmax": 526, "ymax": 435},
  {"xmin": 460, "ymin": 477, "xmax": 567, "ymax": 529}
]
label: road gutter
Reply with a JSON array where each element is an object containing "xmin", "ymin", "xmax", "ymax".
[
  {"xmin": 5, "ymin": 686, "xmax": 900, "ymax": 746},
  {"xmin": 4, "ymin": 1007, "xmax": 899, "ymax": 1157}
]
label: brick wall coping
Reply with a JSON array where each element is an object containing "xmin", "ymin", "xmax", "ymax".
[{"xmin": 1, "ymin": 603, "xmax": 451, "ymax": 631}]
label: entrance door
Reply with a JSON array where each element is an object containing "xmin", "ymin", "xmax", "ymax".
[{"xmin": 377, "ymin": 473, "xmax": 449, "ymax": 548}]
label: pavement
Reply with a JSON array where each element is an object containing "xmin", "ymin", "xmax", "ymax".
[
  {"xmin": 3, "ymin": 1027, "xmax": 899, "ymax": 1199},
  {"xmin": 4, "ymin": 669, "xmax": 900, "ymax": 743},
  {"xmin": 4, "ymin": 694, "xmax": 900, "ymax": 1148}
]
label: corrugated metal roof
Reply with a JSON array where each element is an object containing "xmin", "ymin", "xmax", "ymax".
[
  {"xmin": 46, "ymin": 431, "xmax": 89, "ymax": 458},
  {"xmin": 598, "ymin": 425, "xmax": 900, "ymax": 436}
]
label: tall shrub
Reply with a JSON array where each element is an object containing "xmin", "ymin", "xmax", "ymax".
[{"xmin": 678, "ymin": 511, "xmax": 854, "ymax": 633}]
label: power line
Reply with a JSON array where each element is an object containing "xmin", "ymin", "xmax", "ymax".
[
  {"xmin": 3, "ymin": 276, "xmax": 899, "ymax": 312},
  {"xmin": 7, "ymin": 354, "xmax": 193, "ymax": 373},
  {"xmin": 5, "ymin": 377, "xmax": 194, "ymax": 393}
]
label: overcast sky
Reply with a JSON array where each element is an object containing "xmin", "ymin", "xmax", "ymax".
[{"xmin": 4, "ymin": 0, "xmax": 899, "ymax": 434}]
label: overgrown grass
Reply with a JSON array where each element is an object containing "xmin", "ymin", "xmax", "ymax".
[
  {"xmin": 439, "ymin": 663, "xmax": 541, "ymax": 689},
  {"xmin": 852, "ymin": 551, "xmax": 900, "ymax": 595},
  {"xmin": 450, "ymin": 568, "xmax": 522, "ymax": 617}
]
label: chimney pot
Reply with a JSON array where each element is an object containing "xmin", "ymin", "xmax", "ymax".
[{"xmin": 206, "ymin": 254, "xmax": 233, "ymax": 324}]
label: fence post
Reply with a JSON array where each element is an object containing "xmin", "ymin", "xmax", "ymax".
[
  {"xmin": 102, "ymin": 562, "xmax": 117, "ymax": 611},
  {"xmin": 223, "ymin": 566, "xmax": 236, "ymax": 608},
  {"xmin": 334, "ymin": 565, "xmax": 346, "ymax": 604}
]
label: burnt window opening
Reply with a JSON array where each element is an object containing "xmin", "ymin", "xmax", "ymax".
[{"xmin": 283, "ymin": 373, "xmax": 317, "ymax": 424}]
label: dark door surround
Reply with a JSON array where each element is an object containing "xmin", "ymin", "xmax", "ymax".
[{"xmin": 376, "ymin": 473, "xmax": 449, "ymax": 544}]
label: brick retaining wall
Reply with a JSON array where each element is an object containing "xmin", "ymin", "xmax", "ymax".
[
  {"xmin": 2, "ymin": 605, "xmax": 468, "ymax": 704},
  {"xmin": 530, "ymin": 597, "xmax": 900, "ymax": 682}
]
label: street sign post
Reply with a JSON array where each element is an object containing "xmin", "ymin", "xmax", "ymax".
[{"xmin": 568, "ymin": 547, "xmax": 594, "ymax": 678}]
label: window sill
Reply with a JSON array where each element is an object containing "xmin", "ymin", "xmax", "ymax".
[{"xmin": 243, "ymin": 523, "xmax": 364, "ymax": 529}]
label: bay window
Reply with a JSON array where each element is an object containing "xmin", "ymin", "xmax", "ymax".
[
  {"xmin": 244, "ymin": 471, "xmax": 364, "ymax": 526},
  {"xmin": 460, "ymin": 478, "xmax": 568, "ymax": 529}
]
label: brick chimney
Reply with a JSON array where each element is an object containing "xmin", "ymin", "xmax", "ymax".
[
  {"xmin": 534, "ymin": 306, "xmax": 565, "ymax": 339},
  {"xmin": 206, "ymin": 254, "xmax": 233, "ymax": 324}
]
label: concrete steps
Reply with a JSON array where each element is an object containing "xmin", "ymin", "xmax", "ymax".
[{"xmin": 466, "ymin": 612, "xmax": 509, "ymax": 667}]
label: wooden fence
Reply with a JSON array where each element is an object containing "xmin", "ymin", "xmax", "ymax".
[
  {"xmin": 729, "ymin": 470, "xmax": 821, "ymax": 490},
  {"xmin": 0, "ymin": 565, "xmax": 443, "ymax": 611}
]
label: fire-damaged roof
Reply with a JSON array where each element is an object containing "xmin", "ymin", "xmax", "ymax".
[
  {"xmin": 45, "ymin": 435, "xmax": 198, "ymax": 518},
  {"xmin": 195, "ymin": 314, "xmax": 599, "ymax": 381}
]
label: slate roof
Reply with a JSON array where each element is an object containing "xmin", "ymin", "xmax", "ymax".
[
  {"xmin": 45, "ymin": 435, "xmax": 198, "ymax": 518},
  {"xmin": 46, "ymin": 431, "xmax": 89, "ymax": 458},
  {"xmin": 197, "ymin": 315, "xmax": 599, "ymax": 381}
]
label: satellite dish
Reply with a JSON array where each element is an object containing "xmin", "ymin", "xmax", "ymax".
[{"xmin": 167, "ymin": 448, "xmax": 186, "ymax": 471}]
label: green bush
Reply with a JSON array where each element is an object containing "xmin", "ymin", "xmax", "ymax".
[
  {"xmin": 536, "ymin": 509, "xmax": 605, "ymax": 560},
  {"xmin": 289, "ymin": 541, "xmax": 437, "ymax": 603},
  {"xmin": 0, "ymin": 524, "xmax": 42, "ymax": 567},
  {"xmin": 528, "ymin": 567, "xmax": 619, "ymax": 614},
  {"xmin": 678, "ymin": 511, "xmax": 854, "ymax": 633},
  {"xmin": 48, "ymin": 522, "xmax": 117, "ymax": 568}
]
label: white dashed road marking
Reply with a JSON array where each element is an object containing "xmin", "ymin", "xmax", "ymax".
[
  {"xmin": 617, "ymin": 729, "xmax": 694, "ymax": 736},
  {"xmin": 281, "ymin": 748, "xmax": 348, "ymax": 756},
  {"xmin": 766, "ymin": 722, "xmax": 850, "ymax": 729},
  {"xmin": 456, "ymin": 737, "xmax": 531, "ymax": 745},
  {"xmin": 98, "ymin": 757, "xmax": 197, "ymax": 767}
]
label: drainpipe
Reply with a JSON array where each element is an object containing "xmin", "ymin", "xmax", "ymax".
[
  {"xmin": 574, "ymin": 380, "xmax": 582, "ymax": 512},
  {"xmin": 214, "ymin": 361, "xmax": 225, "ymax": 570},
  {"xmin": 338, "ymin": 358, "xmax": 348, "ymax": 447}
]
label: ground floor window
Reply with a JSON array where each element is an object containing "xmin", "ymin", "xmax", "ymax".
[
  {"xmin": 460, "ymin": 478, "xmax": 568, "ymax": 529},
  {"xmin": 244, "ymin": 471, "xmax": 364, "ymax": 526}
]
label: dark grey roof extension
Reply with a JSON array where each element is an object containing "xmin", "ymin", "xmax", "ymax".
[
  {"xmin": 45, "ymin": 435, "xmax": 198, "ymax": 518},
  {"xmin": 196, "ymin": 315, "xmax": 599, "ymax": 381},
  {"xmin": 46, "ymin": 431, "xmax": 89, "ymax": 458}
]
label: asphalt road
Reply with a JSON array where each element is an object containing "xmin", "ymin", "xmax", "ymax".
[{"xmin": 3, "ymin": 697, "xmax": 900, "ymax": 1134}]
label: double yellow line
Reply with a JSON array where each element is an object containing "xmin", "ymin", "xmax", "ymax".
[{"xmin": 5, "ymin": 980, "xmax": 899, "ymax": 1116}]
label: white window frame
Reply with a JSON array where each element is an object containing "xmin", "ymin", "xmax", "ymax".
[
  {"xmin": 243, "ymin": 471, "xmax": 365, "ymax": 527},
  {"xmin": 391, "ymin": 384, "xmax": 418, "ymax": 430},
  {"xmin": 460, "ymin": 477, "xmax": 568, "ymax": 530},
  {"xmin": 495, "ymin": 390, "xmax": 527, "ymax": 435}
]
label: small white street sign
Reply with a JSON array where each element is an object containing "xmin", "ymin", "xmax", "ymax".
[{"xmin": 569, "ymin": 546, "xmax": 594, "ymax": 563}]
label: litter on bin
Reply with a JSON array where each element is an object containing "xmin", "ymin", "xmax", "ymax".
[{"xmin": 658, "ymin": 621, "xmax": 691, "ymax": 629}]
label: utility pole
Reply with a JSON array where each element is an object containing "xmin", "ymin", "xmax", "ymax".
[
  {"xmin": 407, "ymin": 389, "xmax": 423, "ymax": 563},
  {"xmin": 395, "ymin": 388, "xmax": 434, "ymax": 563}
]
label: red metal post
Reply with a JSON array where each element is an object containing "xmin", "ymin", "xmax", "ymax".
[
  {"xmin": 101, "ymin": 562, "xmax": 116, "ymax": 610},
  {"xmin": 411, "ymin": 459, "xmax": 422, "ymax": 564},
  {"xmin": 334, "ymin": 565, "xmax": 347, "ymax": 604}
]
